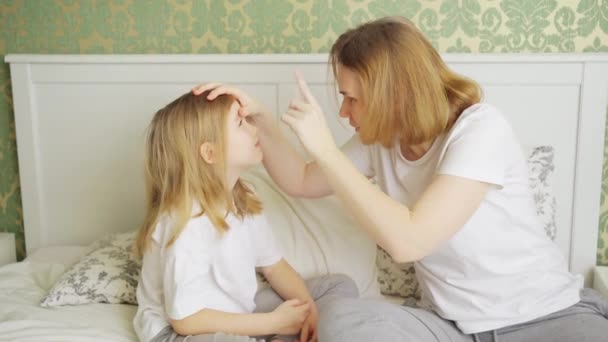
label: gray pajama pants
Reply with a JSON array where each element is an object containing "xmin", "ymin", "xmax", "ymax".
[
  {"xmin": 152, "ymin": 274, "xmax": 359, "ymax": 342},
  {"xmin": 317, "ymin": 288, "xmax": 608, "ymax": 342}
]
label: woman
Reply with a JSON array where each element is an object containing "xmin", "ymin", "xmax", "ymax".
[{"xmin": 195, "ymin": 16, "xmax": 608, "ymax": 342}]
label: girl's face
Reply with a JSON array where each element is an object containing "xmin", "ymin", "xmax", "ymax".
[
  {"xmin": 336, "ymin": 64, "xmax": 365, "ymax": 132},
  {"xmin": 225, "ymin": 101, "xmax": 263, "ymax": 170}
]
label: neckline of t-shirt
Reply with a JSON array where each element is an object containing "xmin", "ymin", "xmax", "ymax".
[
  {"xmin": 393, "ymin": 103, "xmax": 485, "ymax": 166},
  {"xmin": 394, "ymin": 134, "xmax": 444, "ymax": 166}
]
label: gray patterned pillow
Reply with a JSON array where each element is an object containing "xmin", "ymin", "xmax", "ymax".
[
  {"xmin": 40, "ymin": 231, "xmax": 141, "ymax": 307},
  {"xmin": 376, "ymin": 146, "xmax": 556, "ymax": 297},
  {"xmin": 527, "ymin": 146, "xmax": 557, "ymax": 240}
]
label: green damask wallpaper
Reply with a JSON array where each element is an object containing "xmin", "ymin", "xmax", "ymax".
[{"xmin": 1, "ymin": 0, "xmax": 607, "ymax": 263}]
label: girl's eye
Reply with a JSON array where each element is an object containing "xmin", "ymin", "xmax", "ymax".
[{"xmin": 238, "ymin": 118, "xmax": 243, "ymax": 127}]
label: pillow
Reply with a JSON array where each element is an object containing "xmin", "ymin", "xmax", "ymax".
[
  {"xmin": 242, "ymin": 167, "xmax": 381, "ymax": 298},
  {"xmin": 40, "ymin": 232, "xmax": 140, "ymax": 307},
  {"xmin": 375, "ymin": 145, "xmax": 557, "ymax": 298},
  {"xmin": 527, "ymin": 145, "xmax": 557, "ymax": 240},
  {"xmin": 25, "ymin": 245, "xmax": 88, "ymax": 268}
]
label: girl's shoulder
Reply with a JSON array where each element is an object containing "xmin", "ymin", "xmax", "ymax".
[{"xmin": 151, "ymin": 211, "xmax": 217, "ymax": 247}]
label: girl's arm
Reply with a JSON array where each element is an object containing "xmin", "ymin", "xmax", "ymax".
[
  {"xmin": 192, "ymin": 84, "xmax": 332, "ymax": 198},
  {"xmin": 261, "ymin": 258, "xmax": 314, "ymax": 304},
  {"xmin": 170, "ymin": 292, "xmax": 311, "ymax": 337},
  {"xmin": 262, "ymin": 259, "xmax": 319, "ymax": 342},
  {"xmin": 170, "ymin": 310, "xmax": 275, "ymax": 337}
]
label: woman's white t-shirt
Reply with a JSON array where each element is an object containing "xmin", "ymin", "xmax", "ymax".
[
  {"xmin": 133, "ymin": 210, "xmax": 282, "ymax": 342},
  {"xmin": 342, "ymin": 103, "xmax": 583, "ymax": 334}
]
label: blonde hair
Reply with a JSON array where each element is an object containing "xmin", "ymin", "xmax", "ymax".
[
  {"xmin": 135, "ymin": 91, "xmax": 262, "ymax": 257},
  {"xmin": 330, "ymin": 16, "xmax": 481, "ymax": 147}
]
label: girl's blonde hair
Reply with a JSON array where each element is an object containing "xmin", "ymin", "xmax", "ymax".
[
  {"xmin": 135, "ymin": 92, "xmax": 262, "ymax": 257},
  {"xmin": 330, "ymin": 16, "xmax": 481, "ymax": 147}
]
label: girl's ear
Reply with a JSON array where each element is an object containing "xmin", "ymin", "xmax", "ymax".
[{"xmin": 199, "ymin": 142, "xmax": 216, "ymax": 164}]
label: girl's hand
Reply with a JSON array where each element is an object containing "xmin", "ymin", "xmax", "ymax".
[
  {"xmin": 271, "ymin": 299, "xmax": 311, "ymax": 335},
  {"xmin": 298, "ymin": 302, "xmax": 318, "ymax": 342},
  {"xmin": 281, "ymin": 72, "xmax": 337, "ymax": 161},
  {"xmin": 191, "ymin": 83, "xmax": 273, "ymax": 129}
]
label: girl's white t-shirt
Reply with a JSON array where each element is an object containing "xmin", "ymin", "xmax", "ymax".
[
  {"xmin": 133, "ymin": 210, "xmax": 282, "ymax": 342},
  {"xmin": 342, "ymin": 103, "xmax": 583, "ymax": 334}
]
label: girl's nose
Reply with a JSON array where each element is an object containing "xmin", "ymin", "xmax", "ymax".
[{"xmin": 339, "ymin": 103, "xmax": 349, "ymax": 118}]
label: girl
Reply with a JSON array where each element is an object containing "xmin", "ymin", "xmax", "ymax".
[
  {"xmin": 195, "ymin": 16, "xmax": 608, "ymax": 342},
  {"xmin": 133, "ymin": 91, "xmax": 358, "ymax": 342}
]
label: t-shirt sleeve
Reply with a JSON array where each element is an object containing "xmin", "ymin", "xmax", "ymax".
[
  {"xmin": 437, "ymin": 106, "xmax": 510, "ymax": 188},
  {"xmin": 157, "ymin": 222, "xmax": 224, "ymax": 320},
  {"xmin": 341, "ymin": 134, "xmax": 374, "ymax": 178},
  {"xmin": 251, "ymin": 214, "xmax": 282, "ymax": 267}
]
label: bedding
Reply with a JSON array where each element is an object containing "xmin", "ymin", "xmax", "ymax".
[
  {"xmin": 40, "ymin": 232, "xmax": 139, "ymax": 307},
  {"xmin": 0, "ymin": 261, "xmax": 137, "ymax": 342}
]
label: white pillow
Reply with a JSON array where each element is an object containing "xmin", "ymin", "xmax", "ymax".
[
  {"xmin": 25, "ymin": 245, "xmax": 88, "ymax": 268},
  {"xmin": 242, "ymin": 167, "xmax": 381, "ymax": 298}
]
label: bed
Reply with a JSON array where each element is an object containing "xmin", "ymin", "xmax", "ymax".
[{"xmin": 2, "ymin": 53, "xmax": 608, "ymax": 341}]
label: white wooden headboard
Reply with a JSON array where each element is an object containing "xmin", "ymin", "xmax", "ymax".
[{"xmin": 5, "ymin": 53, "xmax": 608, "ymax": 286}]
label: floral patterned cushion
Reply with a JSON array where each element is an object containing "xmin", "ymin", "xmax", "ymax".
[
  {"xmin": 376, "ymin": 146, "xmax": 557, "ymax": 298},
  {"xmin": 527, "ymin": 146, "xmax": 557, "ymax": 240},
  {"xmin": 40, "ymin": 231, "xmax": 141, "ymax": 307}
]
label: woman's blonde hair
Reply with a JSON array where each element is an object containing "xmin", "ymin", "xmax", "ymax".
[
  {"xmin": 330, "ymin": 16, "xmax": 481, "ymax": 147},
  {"xmin": 135, "ymin": 91, "xmax": 262, "ymax": 257}
]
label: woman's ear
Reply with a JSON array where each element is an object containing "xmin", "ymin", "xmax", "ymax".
[{"xmin": 199, "ymin": 142, "xmax": 216, "ymax": 164}]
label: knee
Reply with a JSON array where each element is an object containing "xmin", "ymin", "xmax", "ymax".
[
  {"xmin": 317, "ymin": 297, "xmax": 362, "ymax": 340},
  {"xmin": 326, "ymin": 274, "xmax": 360, "ymax": 298}
]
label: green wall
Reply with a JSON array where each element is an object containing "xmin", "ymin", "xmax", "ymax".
[{"xmin": 1, "ymin": 0, "xmax": 607, "ymax": 263}]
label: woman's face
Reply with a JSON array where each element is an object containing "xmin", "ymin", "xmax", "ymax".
[{"xmin": 336, "ymin": 64, "xmax": 365, "ymax": 132}]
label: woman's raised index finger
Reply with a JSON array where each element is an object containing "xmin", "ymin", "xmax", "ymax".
[{"xmin": 295, "ymin": 70, "xmax": 314, "ymax": 104}]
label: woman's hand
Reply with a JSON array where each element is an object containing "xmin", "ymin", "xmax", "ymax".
[
  {"xmin": 298, "ymin": 302, "xmax": 318, "ymax": 342},
  {"xmin": 192, "ymin": 83, "xmax": 273, "ymax": 130},
  {"xmin": 282, "ymin": 71, "xmax": 337, "ymax": 161}
]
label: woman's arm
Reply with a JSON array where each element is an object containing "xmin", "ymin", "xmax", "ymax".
[
  {"xmin": 192, "ymin": 84, "xmax": 332, "ymax": 198},
  {"xmin": 315, "ymin": 148, "xmax": 491, "ymax": 262},
  {"xmin": 257, "ymin": 119, "xmax": 331, "ymax": 198},
  {"xmin": 282, "ymin": 74, "xmax": 492, "ymax": 263}
]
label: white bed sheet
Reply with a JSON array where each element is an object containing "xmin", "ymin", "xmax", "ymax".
[
  {"xmin": 0, "ymin": 258, "xmax": 405, "ymax": 342},
  {"xmin": 0, "ymin": 261, "xmax": 137, "ymax": 342}
]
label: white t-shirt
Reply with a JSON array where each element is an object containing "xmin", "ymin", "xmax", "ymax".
[
  {"xmin": 133, "ymin": 209, "xmax": 282, "ymax": 342},
  {"xmin": 342, "ymin": 103, "xmax": 583, "ymax": 334}
]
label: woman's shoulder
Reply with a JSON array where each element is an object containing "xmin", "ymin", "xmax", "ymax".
[
  {"xmin": 451, "ymin": 103, "xmax": 512, "ymax": 136},
  {"xmin": 459, "ymin": 103, "xmax": 506, "ymax": 122}
]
